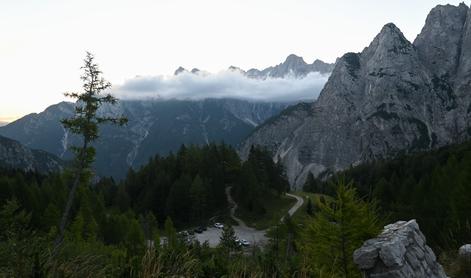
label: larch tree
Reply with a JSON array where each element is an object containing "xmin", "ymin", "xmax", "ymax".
[
  {"xmin": 302, "ymin": 179, "xmax": 381, "ymax": 278},
  {"xmin": 54, "ymin": 52, "xmax": 127, "ymax": 251}
]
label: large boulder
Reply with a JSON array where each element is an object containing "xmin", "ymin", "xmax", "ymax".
[
  {"xmin": 459, "ymin": 244, "xmax": 471, "ymax": 259},
  {"xmin": 353, "ymin": 220, "xmax": 447, "ymax": 278}
]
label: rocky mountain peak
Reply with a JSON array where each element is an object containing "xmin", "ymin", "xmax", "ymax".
[
  {"xmin": 241, "ymin": 3, "xmax": 471, "ymax": 188},
  {"xmin": 366, "ymin": 23, "xmax": 412, "ymax": 56},
  {"xmin": 283, "ymin": 54, "xmax": 307, "ymax": 66},
  {"xmin": 174, "ymin": 66, "xmax": 187, "ymax": 75},
  {"xmin": 414, "ymin": 3, "xmax": 469, "ymax": 77}
]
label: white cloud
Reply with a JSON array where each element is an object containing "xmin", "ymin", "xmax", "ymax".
[{"xmin": 113, "ymin": 71, "xmax": 329, "ymax": 103}]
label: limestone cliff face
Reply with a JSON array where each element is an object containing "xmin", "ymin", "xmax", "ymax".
[
  {"xmin": 241, "ymin": 4, "xmax": 471, "ymax": 188},
  {"xmin": 353, "ymin": 220, "xmax": 447, "ymax": 278}
]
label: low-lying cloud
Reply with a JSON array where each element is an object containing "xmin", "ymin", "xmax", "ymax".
[{"xmin": 113, "ymin": 71, "xmax": 329, "ymax": 103}]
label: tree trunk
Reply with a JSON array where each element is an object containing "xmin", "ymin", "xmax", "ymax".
[{"xmin": 53, "ymin": 140, "xmax": 88, "ymax": 255}]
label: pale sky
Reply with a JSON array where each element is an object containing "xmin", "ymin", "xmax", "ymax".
[{"xmin": 0, "ymin": 0, "xmax": 466, "ymax": 122}]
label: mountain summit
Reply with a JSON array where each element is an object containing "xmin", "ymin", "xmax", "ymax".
[
  {"xmin": 246, "ymin": 54, "xmax": 334, "ymax": 79},
  {"xmin": 241, "ymin": 3, "xmax": 471, "ymax": 188},
  {"xmin": 174, "ymin": 54, "xmax": 334, "ymax": 79}
]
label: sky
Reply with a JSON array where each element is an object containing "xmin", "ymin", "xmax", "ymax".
[{"xmin": 0, "ymin": 0, "xmax": 466, "ymax": 122}]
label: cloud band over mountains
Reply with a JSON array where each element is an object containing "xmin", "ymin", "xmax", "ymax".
[{"xmin": 113, "ymin": 71, "xmax": 329, "ymax": 102}]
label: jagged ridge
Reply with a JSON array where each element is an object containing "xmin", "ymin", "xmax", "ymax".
[{"xmin": 241, "ymin": 3, "xmax": 471, "ymax": 188}]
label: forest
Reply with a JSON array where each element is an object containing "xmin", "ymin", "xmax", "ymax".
[
  {"xmin": 3, "ymin": 140, "xmax": 471, "ymax": 276},
  {"xmin": 305, "ymin": 140, "xmax": 471, "ymax": 251}
]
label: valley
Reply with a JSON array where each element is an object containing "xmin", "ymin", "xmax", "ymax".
[{"xmin": 1, "ymin": 2, "xmax": 471, "ymax": 277}]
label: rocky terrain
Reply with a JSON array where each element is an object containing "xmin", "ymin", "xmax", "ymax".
[
  {"xmin": 0, "ymin": 99, "xmax": 289, "ymax": 179},
  {"xmin": 244, "ymin": 54, "xmax": 334, "ymax": 79},
  {"xmin": 241, "ymin": 3, "xmax": 471, "ymax": 188},
  {"xmin": 0, "ymin": 135, "xmax": 63, "ymax": 173},
  {"xmin": 176, "ymin": 54, "xmax": 334, "ymax": 79},
  {"xmin": 354, "ymin": 220, "xmax": 447, "ymax": 278}
]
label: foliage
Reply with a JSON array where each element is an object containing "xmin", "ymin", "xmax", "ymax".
[
  {"xmin": 56, "ymin": 52, "xmax": 127, "ymax": 249},
  {"xmin": 309, "ymin": 140, "xmax": 471, "ymax": 250},
  {"xmin": 219, "ymin": 225, "xmax": 241, "ymax": 253},
  {"xmin": 302, "ymin": 179, "xmax": 381, "ymax": 278},
  {"xmin": 232, "ymin": 146, "xmax": 290, "ymax": 224}
]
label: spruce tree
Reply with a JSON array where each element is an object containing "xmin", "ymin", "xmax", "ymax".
[
  {"xmin": 219, "ymin": 225, "xmax": 240, "ymax": 252},
  {"xmin": 54, "ymin": 52, "xmax": 127, "ymax": 251}
]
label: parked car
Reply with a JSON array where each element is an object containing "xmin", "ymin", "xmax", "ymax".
[
  {"xmin": 240, "ymin": 239, "xmax": 250, "ymax": 247},
  {"xmin": 214, "ymin": 222, "xmax": 224, "ymax": 229},
  {"xmin": 178, "ymin": 231, "xmax": 189, "ymax": 237},
  {"xmin": 235, "ymin": 239, "xmax": 242, "ymax": 246}
]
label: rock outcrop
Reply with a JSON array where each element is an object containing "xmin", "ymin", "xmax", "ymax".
[
  {"xmin": 241, "ymin": 3, "xmax": 471, "ymax": 188},
  {"xmin": 353, "ymin": 220, "xmax": 447, "ymax": 278},
  {"xmin": 459, "ymin": 244, "xmax": 471, "ymax": 258}
]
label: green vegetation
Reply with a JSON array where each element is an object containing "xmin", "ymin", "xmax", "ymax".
[
  {"xmin": 0, "ymin": 159, "xmax": 381, "ymax": 277},
  {"xmin": 306, "ymin": 140, "xmax": 471, "ymax": 253},
  {"xmin": 236, "ymin": 194, "xmax": 295, "ymax": 230},
  {"xmin": 231, "ymin": 146, "xmax": 291, "ymax": 229},
  {"xmin": 302, "ymin": 180, "xmax": 381, "ymax": 277}
]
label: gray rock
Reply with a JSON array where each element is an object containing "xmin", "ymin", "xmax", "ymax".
[
  {"xmin": 459, "ymin": 244, "xmax": 471, "ymax": 258},
  {"xmin": 354, "ymin": 220, "xmax": 447, "ymax": 278},
  {"xmin": 241, "ymin": 3, "xmax": 471, "ymax": 189},
  {"xmin": 246, "ymin": 54, "xmax": 334, "ymax": 79}
]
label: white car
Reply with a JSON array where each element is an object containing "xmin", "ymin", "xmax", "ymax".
[
  {"xmin": 214, "ymin": 222, "xmax": 224, "ymax": 229},
  {"xmin": 240, "ymin": 239, "xmax": 250, "ymax": 247}
]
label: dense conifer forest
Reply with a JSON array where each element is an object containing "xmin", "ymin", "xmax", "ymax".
[{"xmin": 3, "ymin": 141, "xmax": 471, "ymax": 276}]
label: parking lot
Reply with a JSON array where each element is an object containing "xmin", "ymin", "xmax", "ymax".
[{"xmin": 193, "ymin": 225, "xmax": 268, "ymax": 248}]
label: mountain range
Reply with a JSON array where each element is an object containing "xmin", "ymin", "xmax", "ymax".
[
  {"xmin": 241, "ymin": 3, "xmax": 471, "ymax": 188},
  {"xmin": 175, "ymin": 54, "xmax": 334, "ymax": 79},
  {"xmin": 0, "ymin": 99, "xmax": 290, "ymax": 179}
]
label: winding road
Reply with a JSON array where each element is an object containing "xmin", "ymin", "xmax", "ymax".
[
  {"xmin": 283, "ymin": 193, "xmax": 304, "ymax": 220},
  {"xmin": 225, "ymin": 186, "xmax": 248, "ymax": 228},
  {"xmin": 195, "ymin": 187, "xmax": 305, "ymax": 247}
]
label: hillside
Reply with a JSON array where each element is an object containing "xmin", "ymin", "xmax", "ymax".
[{"xmin": 307, "ymin": 139, "xmax": 471, "ymax": 249}]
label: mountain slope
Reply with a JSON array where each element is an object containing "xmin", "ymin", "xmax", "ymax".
[
  {"xmin": 0, "ymin": 135, "xmax": 63, "ymax": 173},
  {"xmin": 0, "ymin": 99, "xmax": 289, "ymax": 179},
  {"xmin": 241, "ymin": 3, "xmax": 471, "ymax": 188}
]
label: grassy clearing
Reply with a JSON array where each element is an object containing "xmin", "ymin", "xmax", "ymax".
[
  {"xmin": 290, "ymin": 192, "xmax": 331, "ymax": 226},
  {"xmin": 235, "ymin": 193, "xmax": 297, "ymax": 230}
]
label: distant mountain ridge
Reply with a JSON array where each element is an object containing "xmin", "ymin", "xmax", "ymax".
[
  {"xmin": 175, "ymin": 54, "xmax": 334, "ymax": 79},
  {"xmin": 241, "ymin": 3, "xmax": 471, "ymax": 188},
  {"xmin": 0, "ymin": 135, "xmax": 63, "ymax": 173},
  {"xmin": 0, "ymin": 99, "xmax": 290, "ymax": 179}
]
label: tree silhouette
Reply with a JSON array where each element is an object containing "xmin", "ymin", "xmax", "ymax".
[{"xmin": 54, "ymin": 52, "xmax": 127, "ymax": 252}]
